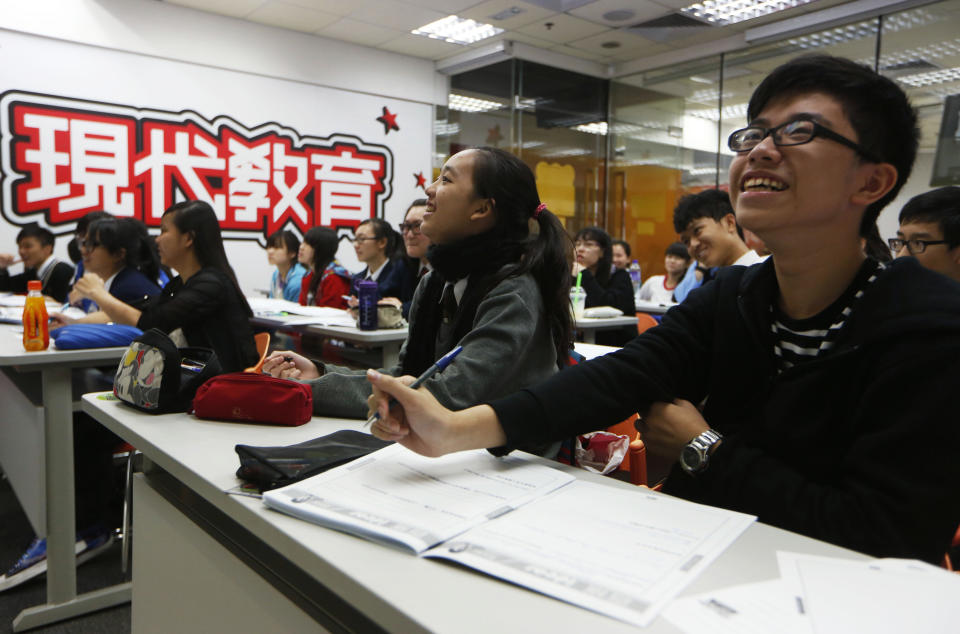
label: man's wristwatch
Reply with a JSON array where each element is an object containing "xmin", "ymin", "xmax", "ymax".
[{"xmin": 680, "ymin": 429, "xmax": 723, "ymax": 475}]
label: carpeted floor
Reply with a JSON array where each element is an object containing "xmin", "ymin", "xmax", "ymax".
[{"xmin": 0, "ymin": 473, "xmax": 130, "ymax": 634}]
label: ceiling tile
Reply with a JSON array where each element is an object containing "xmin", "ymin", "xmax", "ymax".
[
  {"xmin": 458, "ymin": 0, "xmax": 559, "ymax": 31},
  {"xmin": 317, "ymin": 17, "xmax": 402, "ymax": 45},
  {"xmin": 378, "ymin": 33, "xmax": 466, "ymax": 60},
  {"xmin": 568, "ymin": 0, "xmax": 670, "ymax": 27},
  {"xmin": 246, "ymin": 1, "xmax": 341, "ymax": 32},
  {"xmin": 165, "ymin": 0, "xmax": 266, "ymax": 18},
  {"xmin": 282, "ymin": 0, "xmax": 359, "ymax": 16},
  {"xmin": 347, "ymin": 1, "xmax": 446, "ymax": 32},
  {"xmin": 515, "ymin": 13, "xmax": 610, "ymax": 44},
  {"xmin": 566, "ymin": 27, "xmax": 665, "ymax": 55},
  {"xmin": 548, "ymin": 43, "xmax": 608, "ymax": 61},
  {"xmin": 401, "ymin": 0, "xmax": 482, "ymax": 12},
  {"xmin": 473, "ymin": 29, "xmax": 558, "ymax": 50}
]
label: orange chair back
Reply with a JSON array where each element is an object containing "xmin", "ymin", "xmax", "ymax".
[
  {"xmin": 244, "ymin": 332, "xmax": 271, "ymax": 373},
  {"xmin": 636, "ymin": 313, "xmax": 658, "ymax": 334}
]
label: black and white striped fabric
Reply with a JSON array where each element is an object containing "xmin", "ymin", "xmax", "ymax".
[{"xmin": 771, "ymin": 260, "xmax": 885, "ymax": 372}]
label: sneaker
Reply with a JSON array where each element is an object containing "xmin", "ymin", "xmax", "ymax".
[{"xmin": 0, "ymin": 525, "xmax": 114, "ymax": 592}]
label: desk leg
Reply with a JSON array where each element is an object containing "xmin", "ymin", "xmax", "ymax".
[
  {"xmin": 382, "ymin": 342, "xmax": 401, "ymax": 368},
  {"xmin": 12, "ymin": 367, "xmax": 131, "ymax": 632}
]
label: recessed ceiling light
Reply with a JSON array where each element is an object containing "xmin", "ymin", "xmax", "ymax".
[
  {"xmin": 574, "ymin": 122, "xmax": 609, "ymax": 135},
  {"xmin": 448, "ymin": 94, "xmax": 505, "ymax": 113},
  {"xmin": 681, "ymin": 0, "xmax": 818, "ymax": 27},
  {"xmin": 689, "ymin": 75, "xmax": 713, "ymax": 84},
  {"xmin": 896, "ymin": 66, "xmax": 960, "ymax": 87},
  {"xmin": 602, "ymin": 9, "xmax": 636, "ymax": 22},
  {"xmin": 490, "ymin": 7, "xmax": 525, "ymax": 21},
  {"xmin": 413, "ymin": 15, "xmax": 504, "ymax": 46}
]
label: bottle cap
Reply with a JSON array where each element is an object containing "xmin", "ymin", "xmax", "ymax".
[{"xmin": 27, "ymin": 280, "xmax": 42, "ymax": 291}]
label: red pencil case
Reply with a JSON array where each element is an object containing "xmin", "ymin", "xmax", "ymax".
[{"xmin": 192, "ymin": 372, "xmax": 313, "ymax": 426}]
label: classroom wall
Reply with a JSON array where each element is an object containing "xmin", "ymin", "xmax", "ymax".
[{"xmin": 0, "ymin": 0, "xmax": 441, "ymax": 294}]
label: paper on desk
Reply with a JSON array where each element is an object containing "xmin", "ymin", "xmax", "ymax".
[
  {"xmin": 425, "ymin": 479, "xmax": 755, "ymax": 628},
  {"xmin": 263, "ymin": 444, "xmax": 575, "ymax": 554},
  {"xmin": 662, "ymin": 579, "xmax": 808, "ymax": 634},
  {"xmin": 778, "ymin": 551, "xmax": 960, "ymax": 634}
]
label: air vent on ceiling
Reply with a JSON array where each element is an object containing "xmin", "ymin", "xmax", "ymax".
[{"xmin": 625, "ymin": 12, "xmax": 713, "ymax": 43}]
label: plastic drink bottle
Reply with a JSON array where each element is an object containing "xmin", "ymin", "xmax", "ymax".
[
  {"xmin": 357, "ymin": 279, "xmax": 379, "ymax": 331},
  {"xmin": 22, "ymin": 280, "xmax": 49, "ymax": 351},
  {"xmin": 628, "ymin": 260, "xmax": 642, "ymax": 297}
]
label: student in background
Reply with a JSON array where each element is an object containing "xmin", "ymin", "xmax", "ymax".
[
  {"xmin": 638, "ymin": 242, "xmax": 690, "ymax": 304},
  {"xmin": 350, "ymin": 218, "xmax": 405, "ymax": 300},
  {"xmin": 73, "ymin": 200, "xmax": 258, "ymax": 372},
  {"xmin": 264, "ymin": 146, "xmax": 572, "ymax": 457},
  {"xmin": 297, "ymin": 226, "xmax": 351, "ymax": 308},
  {"xmin": 611, "ymin": 239, "xmax": 631, "ymax": 270},
  {"xmin": 0, "ymin": 224, "xmax": 74, "ymax": 302},
  {"xmin": 891, "ymin": 186, "xmax": 960, "ymax": 282},
  {"xmin": 674, "ymin": 189, "xmax": 766, "ymax": 270},
  {"xmin": 267, "ymin": 229, "xmax": 307, "ymax": 302},
  {"xmin": 51, "ymin": 217, "xmax": 161, "ymax": 325},
  {"xmin": 366, "ymin": 55, "xmax": 960, "ymax": 564},
  {"xmin": 572, "ymin": 226, "xmax": 636, "ymax": 346},
  {"xmin": 395, "ymin": 199, "xmax": 433, "ymax": 318}
]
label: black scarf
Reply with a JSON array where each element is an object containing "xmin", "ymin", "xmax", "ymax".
[{"xmin": 400, "ymin": 230, "xmax": 526, "ymax": 376}]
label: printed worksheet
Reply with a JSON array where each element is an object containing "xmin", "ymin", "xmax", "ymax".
[
  {"xmin": 425, "ymin": 479, "xmax": 755, "ymax": 628},
  {"xmin": 263, "ymin": 444, "xmax": 576, "ymax": 553}
]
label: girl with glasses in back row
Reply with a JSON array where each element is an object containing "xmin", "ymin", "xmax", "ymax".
[{"xmin": 264, "ymin": 147, "xmax": 573, "ymax": 455}]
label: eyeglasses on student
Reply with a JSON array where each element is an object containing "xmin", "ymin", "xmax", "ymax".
[
  {"xmin": 398, "ymin": 221, "xmax": 422, "ymax": 235},
  {"xmin": 887, "ymin": 238, "xmax": 949, "ymax": 255},
  {"xmin": 728, "ymin": 118, "xmax": 880, "ymax": 162}
]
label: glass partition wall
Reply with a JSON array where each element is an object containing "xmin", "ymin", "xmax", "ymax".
[{"xmin": 436, "ymin": 0, "xmax": 960, "ymax": 277}]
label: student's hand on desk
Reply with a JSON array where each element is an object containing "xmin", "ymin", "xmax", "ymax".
[
  {"xmin": 262, "ymin": 351, "xmax": 320, "ymax": 380},
  {"xmin": 366, "ymin": 371, "xmax": 508, "ymax": 456},
  {"xmin": 638, "ymin": 399, "xmax": 710, "ymax": 460},
  {"xmin": 48, "ymin": 313, "xmax": 76, "ymax": 329}
]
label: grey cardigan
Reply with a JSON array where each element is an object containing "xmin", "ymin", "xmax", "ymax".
[{"xmin": 304, "ymin": 270, "xmax": 558, "ymax": 419}]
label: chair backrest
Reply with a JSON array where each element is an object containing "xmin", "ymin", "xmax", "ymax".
[
  {"xmin": 244, "ymin": 332, "xmax": 271, "ymax": 374},
  {"xmin": 636, "ymin": 313, "xmax": 658, "ymax": 334}
]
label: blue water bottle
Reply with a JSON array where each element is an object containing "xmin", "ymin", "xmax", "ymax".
[{"xmin": 357, "ymin": 279, "xmax": 379, "ymax": 330}]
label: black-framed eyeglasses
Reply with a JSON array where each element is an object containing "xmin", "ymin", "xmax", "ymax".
[
  {"xmin": 81, "ymin": 239, "xmax": 100, "ymax": 250},
  {"xmin": 398, "ymin": 221, "xmax": 422, "ymax": 235},
  {"xmin": 352, "ymin": 236, "xmax": 379, "ymax": 243},
  {"xmin": 728, "ymin": 118, "xmax": 879, "ymax": 162},
  {"xmin": 888, "ymin": 238, "xmax": 950, "ymax": 255}
]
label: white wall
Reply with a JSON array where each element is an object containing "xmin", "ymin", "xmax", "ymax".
[{"xmin": 0, "ymin": 0, "xmax": 442, "ymax": 294}]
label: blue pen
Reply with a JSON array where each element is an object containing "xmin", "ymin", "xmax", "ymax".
[{"xmin": 365, "ymin": 345, "xmax": 463, "ymax": 428}]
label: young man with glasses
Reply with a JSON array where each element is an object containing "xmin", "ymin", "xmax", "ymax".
[
  {"xmin": 891, "ymin": 186, "xmax": 960, "ymax": 283},
  {"xmin": 367, "ymin": 55, "xmax": 960, "ymax": 564}
]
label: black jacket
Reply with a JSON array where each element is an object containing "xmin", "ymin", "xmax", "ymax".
[
  {"xmin": 137, "ymin": 268, "xmax": 258, "ymax": 373},
  {"xmin": 1, "ymin": 260, "xmax": 74, "ymax": 303},
  {"xmin": 577, "ymin": 267, "xmax": 636, "ymax": 346},
  {"xmin": 493, "ymin": 257, "xmax": 960, "ymax": 563}
]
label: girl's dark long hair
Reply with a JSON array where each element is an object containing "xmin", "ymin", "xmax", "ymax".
[
  {"xmin": 302, "ymin": 226, "xmax": 340, "ymax": 298},
  {"xmin": 470, "ymin": 146, "xmax": 573, "ymax": 366},
  {"xmin": 162, "ymin": 200, "xmax": 251, "ymax": 316},
  {"xmin": 358, "ymin": 217, "xmax": 404, "ymax": 261},
  {"xmin": 574, "ymin": 226, "xmax": 614, "ymax": 286},
  {"xmin": 88, "ymin": 217, "xmax": 163, "ymax": 283}
]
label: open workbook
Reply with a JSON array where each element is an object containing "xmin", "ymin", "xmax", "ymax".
[{"xmin": 262, "ymin": 443, "xmax": 755, "ymax": 628}]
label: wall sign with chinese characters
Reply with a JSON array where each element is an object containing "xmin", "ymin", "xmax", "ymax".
[{"xmin": 0, "ymin": 91, "xmax": 394, "ymax": 244}]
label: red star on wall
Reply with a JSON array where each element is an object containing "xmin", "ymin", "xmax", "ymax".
[
  {"xmin": 486, "ymin": 124, "xmax": 503, "ymax": 145},
  {"xmin": 377, "ymin": 106, "xmax": 399, "ymax": 134},
  {"xmin": 413, "ymin": 171, "xmax": 427, "ymax": 190}
]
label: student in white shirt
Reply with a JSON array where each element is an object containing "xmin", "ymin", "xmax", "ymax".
[{"xmin": 638, "ymin": 242, "xmax": 691, "ymax": 304}]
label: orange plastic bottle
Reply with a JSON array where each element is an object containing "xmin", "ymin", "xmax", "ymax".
[{"xmin": 22, "ymin": 280, "xmax": 49, "ymax": 351}]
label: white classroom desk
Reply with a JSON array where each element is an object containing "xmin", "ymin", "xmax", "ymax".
[
  {"xmin": 251, "ymin": 314, "xmax": 408, "ymax": 367},
  {"xmin": 0, "ymin": 325, "xmax": 131, "ymax": 631},
  {"xmin": 574, "ymin": 315, "xmax": 640, "ymax": 343},
  {"xmin": 634, "ymin": 300, "xmax": 674, "ymax": 316},
  {"xmin": 81, "ymin": 393, "xmax": 866, "ymax": 634}
]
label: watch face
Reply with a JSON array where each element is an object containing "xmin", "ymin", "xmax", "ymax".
[{"xmin": 681, "ymin": 445, "xmax": 702, "ymax": 470}]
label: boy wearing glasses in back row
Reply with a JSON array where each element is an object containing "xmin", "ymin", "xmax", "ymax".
[
  {"xmin": 368, "ymin": 54, "xmax": 960, "ymax": 564},
  {"xmin": 892, "ymin": 186, "xmax": 960, "ymax": 283}
]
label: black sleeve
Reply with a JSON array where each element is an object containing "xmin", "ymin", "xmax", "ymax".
[
  {"xmin": 136, "ymin": 272, "xmax": 227, "ymax": 333},
  {"xmin": 490, "ymin": 276, "xmax": 718, "ymax": 450},
  {"xmin": 0, "ymin": 269, "xmax": 29, "ymax": 294},
  {"xmin": 579, "ymin": 269, "xmax": 636, "ymax": 315},
  {"xmin": 43, "ymin": 262, "xmax": 74, "ymax": 304}
]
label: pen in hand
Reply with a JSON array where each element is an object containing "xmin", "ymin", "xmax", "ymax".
[{"xmin": 364, "ymin": 345, "xmax": 463, "ymax": 428}]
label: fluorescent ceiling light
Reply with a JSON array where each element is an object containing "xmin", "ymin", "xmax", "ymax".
[
  {"xmin": 573, "ymin": 122, "xmax": 608, "ymax": 135},
  {"xmin": 897, "ymin": 66, "xmax": 960, "ymax": 87},
  {"xmin": 687, "ymin": 102, "xmax": 749, "ymax": 121},
  {"xmin": 784, "ymin": 8, "xmax": 937, "ymax": 50},
  {"xmin": 448, "ymin": 94, "xmax": 505, "ymax": 113},
  {"xmin": 682, "ymin": 0, "xmax": 817, "ymax": 26},
  {"xmin": 413, "ymin": 15, "xmax": 503, "ymax": 46},
  {"xmin": 434, "ymin": 121, "xmax": 461, "ymax": 136}
]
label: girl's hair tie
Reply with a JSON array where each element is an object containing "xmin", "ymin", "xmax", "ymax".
[{"xmin": 533, "ymin": 203, "xmax": 546, "ymax": 219}]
